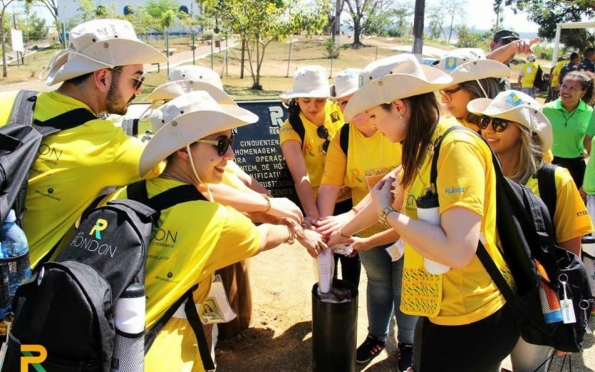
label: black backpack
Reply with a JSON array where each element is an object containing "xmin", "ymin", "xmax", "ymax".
[
  {"xmin": 2, "ymin": 181, "xmax": 214, "ymax": 372},
  {"xmin": 0, "ymin": 90, "xmax": 96, "ymax": 227},
  {"xmin": 431, "ymin": 126, "xmax": 593, "ymax": 352}
]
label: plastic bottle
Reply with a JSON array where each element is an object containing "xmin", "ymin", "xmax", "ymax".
[
  {"xmin": 112, "ymin": 283, "xmax": 145, "ymax": 372},
  {"xmin": 314, "ymin": 249, "xmax": 335, "ymax": 295},
  {"xmin": 416, "ymin": 188, "xmax": 450, "ymax": 275},
  {"xmin": 0, "ymin": 210, "xmax": 31, "ymax": 321}
]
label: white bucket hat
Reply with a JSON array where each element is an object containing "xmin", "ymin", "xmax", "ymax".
[
  {"xmin": 344, "ymin": 53, "xmax": 453, "ymax": 122},
  {"xmin": 467, "ymin": 90, "xmax": 552, "ymax": 151},
  {"xmin": 434, "ymin": 48, "xmax": 510, "ymax": 86},
  {"xmin": 139, "ymin": 91, "xmax": 259, "ymax": 176},
  {"xmin": 43, "ymin": 19, "xmax": 168, "ymax": 86},
  {"xmin": 527, "ymin": 55, "xmax": 536, "ymax": 62},
  {"xmin": 279, "ymin": 65, "xmax": 330, "ymax": 103},
  {"xmin": 144, "ymin": 65, "xmax": 234, "ymax": 104},
  {"xmin": 330, "ymin": 68, "xmax": 362, "ymax": 100}
]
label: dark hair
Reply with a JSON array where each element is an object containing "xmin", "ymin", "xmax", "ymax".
[
  {"xmin": 381, "ymin": 92, "xmax": 440, "ymax": 189},
  {"xmin": 564, "ymin": 71, "xmax": 594, "ymax": 104},
  {"xmin": 460, "ymin": 78, "xmax": 503, "ymax": 125},
  {"xmin": 570, "ymin": 52, "xmax": 579, "ymax": 60},
  {"xmin": 584, "ymin": 47, "xmax": 594, "ymax": 58},
  {"xmin": 64, "ymin": 72, "xmax": 93, "ymax": 86},
  {"xmin": 287, "ymin": 99, "xmax": 301, "ymax": 120}
]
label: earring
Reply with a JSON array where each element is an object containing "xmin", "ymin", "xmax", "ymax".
[{"xmin": 398, "ymin": 112, "xmax": 403, "ymax": 119}]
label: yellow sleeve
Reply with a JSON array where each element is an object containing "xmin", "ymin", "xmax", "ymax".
[
  {"xmin": 279, "ymin": 119, "xmax": 301, "ymax": 146},
  {"xmin": 110, "ymin": 130, "xmax": 158, "ymax": 180},
  {"xmin": 553, "ymin": 167, "xmax": 594, "ymax": 242},
  {"xmin": 436, "ymin": 133, "xmax": 488, "ymax": 216},
  {"xmin": 0, "ymin": 91, "xmax": 19, "ymax": 126},
  {"xmin": 321, "ymin": 133, "xmax": 347, "ymax": 186}
]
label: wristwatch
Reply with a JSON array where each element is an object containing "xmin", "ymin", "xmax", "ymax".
[{"xmin": 379, "ymin": 206, "xmax": 397, "ymax": 228}]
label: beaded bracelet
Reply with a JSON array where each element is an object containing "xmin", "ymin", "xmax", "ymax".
[{"xmin": 262, "ymin": 194, "xmax": 272, "ymax": 213}]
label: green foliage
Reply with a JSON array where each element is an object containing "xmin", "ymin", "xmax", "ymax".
[
  {"xmin": 533, "ymin": 44, "xmax": 554, "ymax": 60},
  {"xmin": 145, "ymin": 0, "xmax": 180, "ymax": 18},
  {"xmin": 455, "ymin": 25, "xmax": 491, "ymax": 49},
  {"xmin": 322, "ymin": 37, "xmax": 338, "ymax": 58},
  {"xmin": 497, "ymin": 0, "xmax": 595, "ymax": 51}
]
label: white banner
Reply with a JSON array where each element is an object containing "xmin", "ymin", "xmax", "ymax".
[{"xmin": 11, "ymin": 29, "xmax": 23, "ymax": 53}]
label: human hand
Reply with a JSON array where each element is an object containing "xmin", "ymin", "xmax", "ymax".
[
  {"xmin": 351, "ymin": 236, "xmax": 373, "ymax": 252},
  {"xmin": 371, "ymin": 177, "xmax": 396, "ymax": 214},
  {"xmin": 327, "ymin": 228, "xmax": 353, "ymax": 247},
  {"xmin": 302, "ymin": 215, "xmax": 320, "ymax": 230},
  {"xmin": 513, "ymin": 37, "xmax": 540, "ymax": 56},
  {"xmin": 297, "ymin": 227, "xmax": 328, "ymax": 258},
  {"xmin": 316, "ymin": 213, "xmax": 353, "ymax": 237},
  {"xmin": 267, "ymin": 197, "xmax": 304, "ymax": 224}
]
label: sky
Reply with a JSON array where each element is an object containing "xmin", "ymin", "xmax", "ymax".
[
  {"xmin": 426, "ymin": 0, "xmax": 540, "ymax": 34},
  {"xmin": 2, "ymin": 0, "xmax": 560, "ymax": 35}
]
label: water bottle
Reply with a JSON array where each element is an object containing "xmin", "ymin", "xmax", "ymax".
[
  {"xmin": 416, "ymin": 188, "xmax": 450, "ymax": 275},
  {"xmin": 314, "ymin": 249, "xmax": 335, "ymax": 295},
  {"xmin": 0, "ymin": 209, "xmax": 31, "ymax": 321},
  {"xmin": 112, "ymin": 283, "xmax": 145, "ymax": 372}
]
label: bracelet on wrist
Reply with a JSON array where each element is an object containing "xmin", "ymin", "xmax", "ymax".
[
  {"xmin": 284, "ymin": 224, "xmax": 295, "ymax": 245},
  {"xmin": 351, "ymin": 207, "xmax": 359, "ymax": 215},
  {"xmin": 262, "ymin": 194, "xmax": 271, "ymax": 213}
]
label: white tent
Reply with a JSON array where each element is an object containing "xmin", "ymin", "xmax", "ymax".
[{"xmin": 551, "ymin": 21, "xmax": 595, "ymax": 65}]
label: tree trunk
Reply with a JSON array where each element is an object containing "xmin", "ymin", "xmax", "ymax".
[
  {"xmin": 1, "ymin": 16, "xmax": 7, "ymax": 78},
  {"xmin": 352, "ymin": 18, "xmax": 361, "ymax": 45},
  {"xmin": 412, "ymin": 0, "xmax": 425, "ymax": 55}
]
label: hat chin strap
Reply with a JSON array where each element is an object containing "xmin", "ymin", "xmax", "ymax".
[
  {"xmin": 475, "ymin": 80, "xmax": 489, "ymax": 98},
  {"xmin": 186, "ymin": 145, "xmax": 214, "ymax": 202},
  {"xmin": 39, "ymin": 48, "xmax": 117, "ymax": 80}
]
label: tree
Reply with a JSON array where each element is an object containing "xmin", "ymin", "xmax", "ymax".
[
  {"xmin": 440, "ymin": 0, "xmax": 467, "ymax": 44},
  {"xmin": 342, "ymin": 0, "xmax": 383, "ymax": 46},
  {"xmin": 495, "ymin": 0, "xmax": 595, "ymax": 51},
  {"xmin": 426, "ymin": 5, "xmax": 444, "ymax": 40},
  {"xmin": 0, "ymin": 0, "xmax": 18, "ymax": 77},
  {"xmin": 201, "ymin": 0, "xmax": 327, "ymax": 90}
]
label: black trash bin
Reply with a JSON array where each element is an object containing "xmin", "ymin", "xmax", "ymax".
[{"xmin": 312, "ymin": 279, "xmax": 358, "ymax": 372}]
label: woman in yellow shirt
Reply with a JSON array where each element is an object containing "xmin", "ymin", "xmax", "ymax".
[
  {"xmin": 279, "ymin": 65, "xmax": 347, "ymax": 228},
  {"xmin": 434, "ymin": 49, "xmax": 509, "ymax": 132},
  {"xmin": 329, "ymin": 54, "xmax": 519, "ymax": 371},
  {"xmin": 114, "ymin": 91, "xmax": 327, "ymax": 372},
  {"xmin": 468, "ymin": 90, "xmax": 593, "ymax": 372}
]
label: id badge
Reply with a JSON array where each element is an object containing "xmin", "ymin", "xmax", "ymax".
[
  {"xmin": 385, "ymin": 239, "xmax": 404, "ymax": 262},
  {"xmin": 200, "ymin": 275, "xmax": 237, "ymax": 325}
]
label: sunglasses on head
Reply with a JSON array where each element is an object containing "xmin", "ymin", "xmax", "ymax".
[
  {"xmin": 479, "ymin": 115, "xmax": 509, "ymax": 132},
  {"xmin": 197, "ymin": 134, "xmax": 235, "ymax": 156},
  {"xmin": 316, "ymin": 125, "xmax": 330, "ymax": 153}
]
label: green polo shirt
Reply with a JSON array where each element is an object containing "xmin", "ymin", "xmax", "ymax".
[{"xmin": 543, "ymin": 100, "xmax": 595, "ymax": 158}]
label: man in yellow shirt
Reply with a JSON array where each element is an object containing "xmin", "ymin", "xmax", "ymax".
[
  {"xmin": 0, "ymin": 19, "xmax": 167, "ymax": 268},
  {"xmin": 518, "ymin": 55, "xmax": 540, "ymax": 98}
]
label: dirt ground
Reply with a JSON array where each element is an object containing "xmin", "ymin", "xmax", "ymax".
[{"xmin": 215, "ymin": 243, "xmax": 595, "ymax": 372}]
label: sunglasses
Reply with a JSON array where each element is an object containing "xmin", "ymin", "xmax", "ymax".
[
  {"xmin": 438, "ymin": 86, "xmax": 462, "ymax": 102},
  {"xmin": 111, "ymin": 68, "xmax": 145, "ymax": 91},
  {"xmin": 479, "ymin": 115, "xmax": 509, "ymax": 132},
  {"xmin": 197, "ymin": 134, "xmax": 235, "ymax": 156},
  {"xmin": 317, "ymin": 125, "xmax": 330, "ymax": 153}
]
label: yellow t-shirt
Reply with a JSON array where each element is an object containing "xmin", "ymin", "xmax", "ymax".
[
  {"xmin": 400, "ymin": 122, "xmax": 512, "ymax": 326},
  {"xmin": 520, "ymin": 62, "xmax": 539, "ymax": 88},
  {"xmin": 279, "ymin": 101, "xmax": 343, "ymax": 189},
  {"xmin": 550, "ymin": 60, "xmax": 566, "ymax": 88},
  {"xmin": 221, "ymin": 161, "xmax": 250, "ymax": 191},
  {"xmin": 0, "ymin": 91, "xmax": 156, "ymax": 268},
  {"xmin": 112, "ymin": 177, "xmax": 261, "ymax": 372},
  {"xmin": 322, "ymin": 124, "xmax": 402, "ymax": 237},
  {"xmin": 525, "ymin": 166, "xmax": 593, "ymax": 242}
]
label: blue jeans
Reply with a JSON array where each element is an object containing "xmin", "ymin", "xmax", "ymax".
[{"xmin": 359, "ymin": 244, "xmax": 417, "ymax": 344}]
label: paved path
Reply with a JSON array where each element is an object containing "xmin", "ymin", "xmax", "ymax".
[{"xmin": 0, "ymin": 39, "xmax": 237, "ymax": 93}]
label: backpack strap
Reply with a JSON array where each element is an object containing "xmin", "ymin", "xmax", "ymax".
[
  {"xmin": 8, "ymin": 90, "xmax": 38, "ymax": 126},
  {"xmin": 430, "ymin": 125, "xmax": 471, "ymax": 187},
  {"xmin": 33, "ymin": 108, "xmax": 97, "ymax": 136},
  {"xmin": 536, "ymin": 163, "xmax": 557, "ymax": 221},
  {"xmin": 121, "ymin": 118, "xmax": 140, "ymax": 137},
  {"xmin": 127, "ymin": 180, "xmax": 206, "ymax": 211},
  {"xmin": 339, "ymin": 123, "xmax": 349, "ymax": 155},
  {"xmin": 288, "ymin": 114, "xmax": 306, "ymax": 149},
  {"xmin": 476, "ymin": 242, "xmax": 516, "ymax": 301}
]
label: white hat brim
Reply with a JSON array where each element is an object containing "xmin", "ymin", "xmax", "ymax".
[
  {"xmin": 467, "ymin": 98, "xmax": 552, "ymax": 151},
  {"xmin": 344, "ymin": 66, "xmax": 453, "ymax": 122},
  {"xmin": 144, "ymin": 80, "xmax": 235, "ymax": 105},
  {"xmin": 279, "ymin": 87, "xmax": 329, "ymax": 102},
  {"xmin": 47, "ymin": 39, "xmax": 168, "ymax": 85},
  {"xmin": 329, "ymin": 86, "xmax": 358, "ymax": 100},
  {"xmin": 448, "ymin": 60, "xmax": 510, "ymax": 85},
  {"xmin": 139, "ymin": 106, "xmax": 258, "ymax": 176}
]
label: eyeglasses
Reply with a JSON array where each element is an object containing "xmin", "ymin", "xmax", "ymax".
[
  {"xmin": 500, "ymin": 38, "xmax": 514, "ymax": 46},
  {"xmin": 111, "ymin": 68, "xmax": 145, "ymax": 91},
  {"xmin": 197, "ymin": 134, "xmax": 235, "ymax": 156},
  {"xmin": 317, "ymin": 125, "xmax": 330, "ymax": 153},
  {"xmin": 560, "ymin": 84, "xmax": 581, "ymax": 93},
  {"xmin": 479, "ymin": 115, "xmax": 509, "ymax": 132},
  {"xmin": 438, "ymin": 86, "xmax": 462, "ymax": 102}
]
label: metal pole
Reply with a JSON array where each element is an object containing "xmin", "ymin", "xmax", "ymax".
[
  {"xmin": 412, "ymin": 0, "xmax": 425, "ymax": 55},
  {"xmin": 192, "ymin": 32, "xmax": 196, "ymax": 65},
  {"xmin": 225, "ymin": 36, "xmax": 228, "ymax": 76},
  {"xmin": 166, "ymin": 28, "xmax": 170, "ymax": 75},
  {"xmin": 286, "ymin": 39, "xmax": 292, "ymax": 78},
  {"xmin": 210, "ymin": 35, "xmax": 214, "ymax": 70}
]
